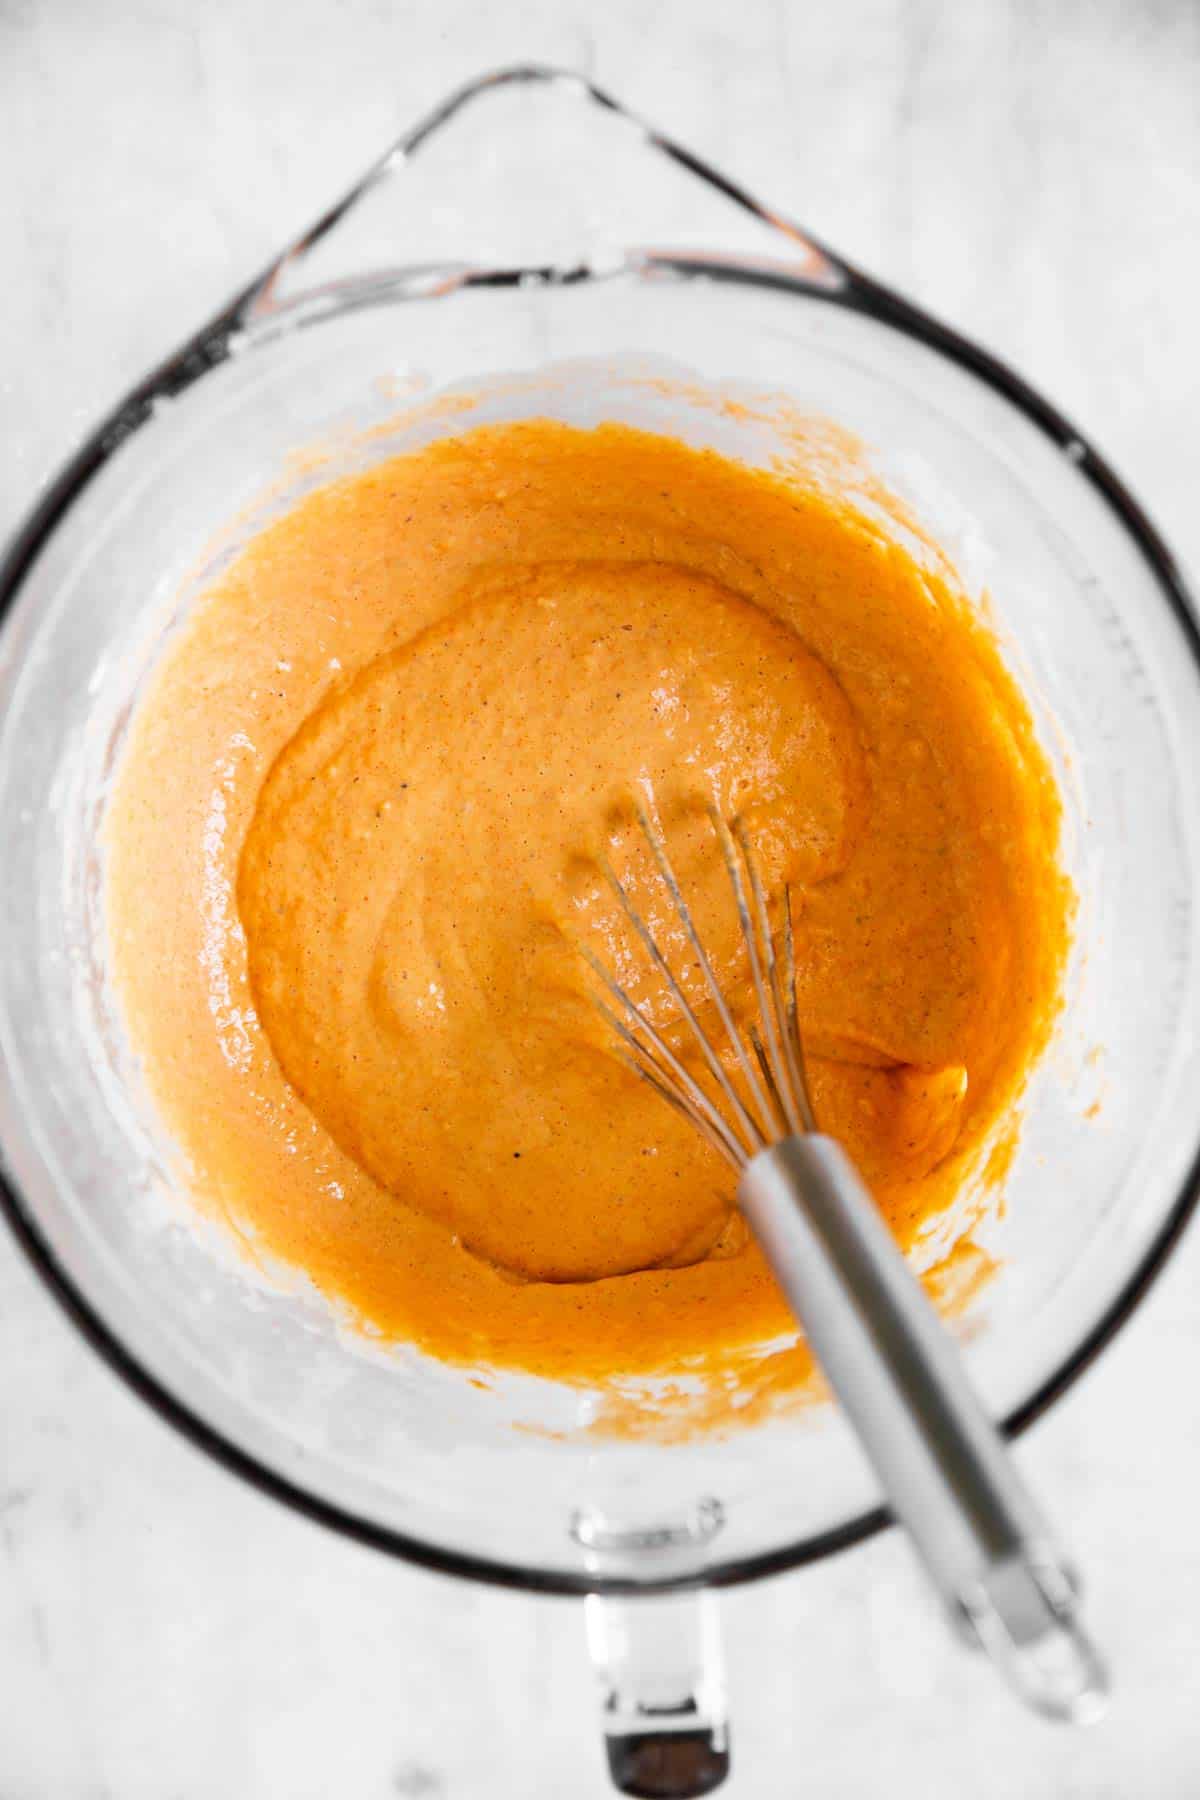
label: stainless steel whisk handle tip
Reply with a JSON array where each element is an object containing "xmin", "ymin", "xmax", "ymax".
[
  {"xmin": 738, "ymin": 1133, "xmax": 1109, "ymax": 1723},
  {"xmin": 961, "ymin": 1567, "xmax": 1109, "ymax": 1724}
]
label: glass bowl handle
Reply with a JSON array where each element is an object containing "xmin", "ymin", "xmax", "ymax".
[
  {"xmin": 586, "ymin": 1590, "xmax": 730, "ymax": 1797},
  {"xmin": 575, "ymin": 1502, "xmax": 730, "ymax": 1796}
]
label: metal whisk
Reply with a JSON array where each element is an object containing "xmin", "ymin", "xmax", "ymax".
[{"xmin": 584, "ymin": 798, "xmax": 1107, "ymax": 1723}]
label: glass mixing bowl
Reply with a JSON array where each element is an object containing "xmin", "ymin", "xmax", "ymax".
[{"xmin": 2, "ymin": 67, "xmax": 1199, "ymax": 1796}]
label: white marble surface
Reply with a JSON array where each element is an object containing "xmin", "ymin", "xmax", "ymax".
[{"xmin": 3, "ymin": 2, "xmax": 1200, "ymax": 1794}]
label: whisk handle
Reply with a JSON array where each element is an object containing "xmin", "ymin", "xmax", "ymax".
[{"xmin": 738, "ymin": 1134, "xmax": 1107, "ymax": 1722}]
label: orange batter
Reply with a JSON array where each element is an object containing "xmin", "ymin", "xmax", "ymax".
[{"xmin": 105, "ymin": 418, "xmax": 1068, "ymax": 1415}]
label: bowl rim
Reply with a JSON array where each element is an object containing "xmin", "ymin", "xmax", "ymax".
[{"xmin": 2, "ymin": 76, "xmax": 1200, "ymax": 1597}]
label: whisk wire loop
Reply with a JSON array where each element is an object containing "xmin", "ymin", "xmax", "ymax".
[{"xmin": 585, "ymin": 798, "xmax": 815, "ymax": 1164}]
